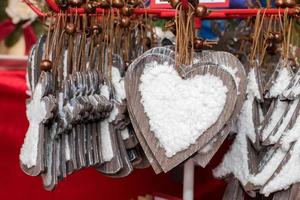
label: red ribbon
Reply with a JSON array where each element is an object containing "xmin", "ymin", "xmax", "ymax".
[
  {"xmin": 0, "ymin": 19, "xmax": 37, "ymax": 55},
  {"xmin": 0, "ymin": 19, "xmax": 16, "ymax": 41}
]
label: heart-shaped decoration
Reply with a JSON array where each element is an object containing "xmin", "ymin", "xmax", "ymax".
[
  {"xmin": 192, "ymin": 51, "xmax": 247, "ymax": 167},
  {"xmin": 125, "ymin": 50, "xmax": 237, "ymax": 172}
]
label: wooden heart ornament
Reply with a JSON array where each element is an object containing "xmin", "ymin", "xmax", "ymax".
[{"xmin": 125, "ymin": 52, "xmax": 238, "ymax": 172}]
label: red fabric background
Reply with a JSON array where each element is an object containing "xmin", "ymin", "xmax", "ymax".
[{"xmin": 0, "ymin": 69, "xmax": 227, "ymax": 200}]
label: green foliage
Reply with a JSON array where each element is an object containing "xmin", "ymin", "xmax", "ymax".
[
  {"xmin": 5, "ymin": 23, "xmax": 22, "ymax": 47},
  {"xmin": 153, "ymin": 19, "xmax": 166, "ymax": 28},
  {"xmin": 32, "ymin": 20, "xmax": 44, "ymax": 37}
]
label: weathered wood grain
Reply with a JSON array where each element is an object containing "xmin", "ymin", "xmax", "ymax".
[
  {"xmin": 133, "ymin": 145, "xmax": 151, "ymax": 169},
  {"xmin": 126, "ymin": 52, "xmax": 237, "ymax": 173},
  {"xmin": 104, "ymin": 129, "xmax": 133, "ymax": 177},
  {"xmin": 96, "ymin": 123, "xmax": 123, "ymax": 175},
  {"xmin": 193, "ymin": 51, "xmax": 247, "ymax": 167},
  {"xmin": 222, "ymin": 178, "xmax": 245, "ymax": 200},
  {"xmin": 263, "ymin": 99, "xmax": 300, "ymax": 146},
  {"xmin": 288, "ymin": 183, "xmax": 300, "ymax": 200},
  {"xmin": 126, "ymin": 96, "xmax": 162, "ymax": 173},
  {"xmin": 261, "ymin": 143, "xmax": 295, "ymax": 194}
]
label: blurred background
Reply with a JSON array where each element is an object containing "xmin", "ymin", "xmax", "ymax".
[{"xmin": 0, "ymin": 0, "xmax": 298, "ymax": 200}]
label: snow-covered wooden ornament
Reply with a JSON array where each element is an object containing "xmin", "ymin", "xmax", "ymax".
[
  {"xmin": 125, "ymin": 49, "xmax": 238, "ymax": 172},
  {"xmin": 20, "ymin": 72, "xmax": 56, "ymax": 176},
  {"xmin": 192, "ymin": 51, "xmax": 247, "ymax": 167}
]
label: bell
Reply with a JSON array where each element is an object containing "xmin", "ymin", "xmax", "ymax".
[
  {"xmin": 275, "ymin": 0, "xmax": 285, "ymax": 7},
  {"xmin": 121, "ymin": 17, "xmax": 130, "ymax": 27},
  {"xmin": 65, "ymin": 22, "xmax": 76, "ymax": 34},
  {"xmin": 195, "ymin": 5, "xmax": 208, "ymax": 17},
  {"xmin": 284, "ymin": 0, "xmax": 296, "ymax": 7},
  {"xmin": 112, "ymin": 0, "xmax": 124, "ymax": 8},
  {"xmin": 169, "ymin": 0, "xmax": 179, "ymax": 9},
  {"xmin": 67, "ymin": 0, "xmax": 82, "ymax": 7},
  {"xmin": 193, "ymin": 38, "xmax": 204, "ymax": 51},
  {"xmin": 40, "ymin": 60, "xmax": 52, "ymax": 71},
  {"xmin": 92, "ymin": 25, "xmax": 102, "ymax": 35},
  {"xmin": 122, "ymin": 6, "xmax": 133, "ymax": 16},
  {"xmin": 266, "ymin": 43, "xmax": 277, "ymax": 55},
  {"xmin": 121, "ymin": 49, "xmax": 126, "ymax": 56},
  {"xmin": 124, "ymin": 61, "xmax": 131, "ymax": 70},
  {"xmin": 273, "ymin": 32, "xmax": 283, "ymax": 43}
]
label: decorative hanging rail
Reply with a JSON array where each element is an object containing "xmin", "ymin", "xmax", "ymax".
[{"xmin": 24, "ymin": 0, "xmax": 298, "ymax": 19}]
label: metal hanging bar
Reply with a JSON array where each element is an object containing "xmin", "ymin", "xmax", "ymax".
[{"xmin": 23, "ymin": 0, "xmax": 298, "ymax": 18}]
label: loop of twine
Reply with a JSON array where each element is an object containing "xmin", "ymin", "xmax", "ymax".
[
  {"xmin": 175, "ymin": 2, "xmax": 194, "ymax": 66},
  {"xmin": 249, "ymin": 9, "xmax": 266, "ymax": 66},
  {"xmin": 259, "ymin": 15, "xmax": 273, "ymax": 65},
  {"xmin": 277, "ymin": 8, "xmax": 293, "ymax": 65}
]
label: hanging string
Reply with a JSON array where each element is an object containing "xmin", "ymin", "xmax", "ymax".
[
  {"xmin": 175, "ymin": 2, "xmax": 194, "ymax": 66},
  {"xmin": 259, "ymin": 15, "xmax": 274, "ymax": 65},
  {"xmin": 175, "ymin": 3, "xmax": 181, "ymax": 65},
  {"xmin": 96, "ymin": 11, "xmax": 102, "ymax": 73},
  {"xmin": 249, "ymin": 10, "xmax": 260, "ymax": 62},
  {"xmin": 278, "ymin": 8, "xmax": 293, "ymax": 63},
  {"xmin": 52, "ymin": 14, "xmax": 66, "ymax": 75},
  {"xmin": 100, "ymin": 8, "xmax": 107, "ymax": 74},
  {"xmin": 114, "ymin": 11, "xmax": 121, "ymax": 56},
  {"xmin": 249, "ymin": 9, "xmax": 266, "ymax": 64},
  {"xmin": 67, "ymin": 11, "xmax": 76, "ymax": 75},
  {"xmin": 283, "ymin": 8, "xmax": 288, "ymax": 59},
  {"xmin": 256, "ymin": 0, "xmax": 262, "ymax": 8},
  {"xmin": 82, "ymin": 15, "xmax": 88, "ymax": 72},
  {"xmin": 285, "ymin": 10, "xmax": 293, "ymax": 61},
  {"xmin": 50, "ymin": 13, "xmax": 63, "ymax": 81},
  {"xmin": 278, "ymin": 8, "xmax": 285, "ymax": 52},
  {"xmin": 88, "ymin": 15, "xmax": 95, "ymax": 70},
  {"xmin": 185, "ymin": 5, "xmax": 194, "ymax": 63},
  {"xmin": 108, "ymin": 6, "xmax": 114, "ymax": 79},
  {"xmin": 44, "ymin": 13, "xmax": 54, "ymax": 61},
  {"xmin": 77, "ymin": 15, "xmax": 87, "ymax": 72}
]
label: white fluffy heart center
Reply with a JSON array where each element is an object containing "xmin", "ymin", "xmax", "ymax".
[{"xmin": 139, "ymin": 62, "xmax": 228, "ymax": 157}]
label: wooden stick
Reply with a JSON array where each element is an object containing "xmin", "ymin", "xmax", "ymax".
[{"xmin": 183, "ymin": 159, "xmax": 194, "ymax": 200}]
